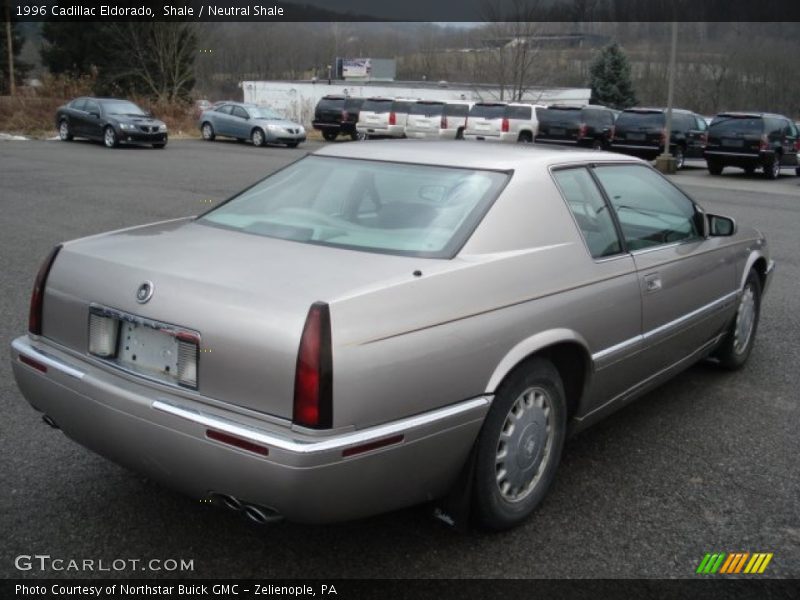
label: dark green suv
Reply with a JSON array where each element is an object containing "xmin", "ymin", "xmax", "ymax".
[{"xmin": 705, "ymin": 112, "xmax": 800, "ymax": 179}]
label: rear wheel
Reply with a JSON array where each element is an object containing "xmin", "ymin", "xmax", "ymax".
[
  {"xmin": 591, "ymin": 138, "xmax": 604, "ymax": 150},
  {"xmin": 473, "ymin": 357, "xmax": 567, "ymax": 531},
  {"xmin": 517, "ymin": 131, "xmax": 533, "ymax": 144},
  {"xmin": 103, "ymin": 126, "xmax": 118, "ymax": 148},
  {"xmin": 58, "ymin": 120, "xmax": 73, "ymax": 141},
  {"xmin": 707, "ymin": 160, "xmax": 723, "ymax": 175},
  {"xmin": 456, "ymin": 127, "xmax": 465, "ymax": 140},
  {"xmin": 201, "ymin": 122, "xmax": 215, "ymax": 141},
  {"xmin": 714, "ymin": 269, "xmax": 761, "ymax": 370},
  {"xmin": 743, "ymin": 165, "xmax": 755, "ymax": 176},
  {"xmin": 674, "ymin": 145, "xmax": 686, "ymax": 169},
  {"xmin": 763, "ymin": 153, "xmax": 781, "ymax": 179},
  {"xmin": 322, "ymin": 130, "xmax": 338, "ymax": 142},
  {"xmin": 251, "ymin": 128, "xmax": 266, "ymax": 147}
]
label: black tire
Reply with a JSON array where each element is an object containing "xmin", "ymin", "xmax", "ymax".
[
  {"xmin": 152, "ymin": 143, "xmax": 166, "ymax": 149},
  {"xmin": 674, "ymin": 145, "xmax": 686, "ymax": 170},
  {"xmin": 201, "ymin": 122, "xmax": 215, "ymax": 141},
  {"xmin": 743, "ymin": 165, "xmax": 756, "ymax": 176},
  {"xmin": 795, "ymin": 166, "xmax": 800, "ymax": 177},
  {"xmin": 473, "ymin": 357, "xmax": 567, "ymax": 531},
  {"xmin": 58, "ymin": 119, "xmax": 73, "ymax": 141},
  {"xmin": 251, "ymin": 128, "xmax": 266, "ymax": 147},
  {"xmin": 714, "ymin": 269, "xmax": 761, "ymax": 370},
  {"xmin": 591, "ymin": 138, "xmax": 604, "ymax": 151},
  {"xmin": 103, "ymin": 126, "xmax": 118, "ymax": 148},
  {"xmin": 707, "ymin": 160, "xmax": 723, "ymax": 175},
  {"xmin": 322, "ymin": 130, "xmax": 338, "ymax": 142},
  {"xmin": 517, "ymin": 131, "xmax": 533, "ymax": 144},
  {"xmin": 456, "ymin": 127, "xmax": 465, "ymax": 140},
  {"xmin": 286, "ymin": 141, "xmax": 300, "ymax": 148},
  {"xmin": 763, "ymin": 153, "xmax": 781, "ymax": 180}
]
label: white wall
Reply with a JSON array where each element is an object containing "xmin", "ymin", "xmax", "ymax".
[{"xmin": 242, "ymin": 81, "xmax": 591, "ymax": 125}]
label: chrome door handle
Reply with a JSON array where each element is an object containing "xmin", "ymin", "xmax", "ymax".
[{"xmin": 644, "ymin": 273, "xmax": 662, "ymax": 292}]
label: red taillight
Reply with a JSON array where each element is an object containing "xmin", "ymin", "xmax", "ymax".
[
  {"xmin": 28, "ymin": 244, "xmax": 62, "ymax": 335},
  {"xmin": 341, "ymin": 109, "xmax": 349, "ymax": 121},
  {"xmin": 389, "ymin": 111, "xmax": 396, "ymax": 126},
  {"xmin": 501, "ymin": 117, "xmax": 510, "ymax": 132},
  {"xmin": 759, "ymin": 134, "xmax": 769, "ymax": 151},
  {"xmin": 441, "ymin": 115, "xmax": 447, "ymax": 129},
  {"xmin": 794, "ymin": 138, "xmax": 800, "ymax": 152},
  {"xmin": 578, "ymin": 123, "xmax": 588, "ymax": 139},
  {"xmin": 660, "ymin": 128, "xmax": 668, "ymax": 145},
  {"xmin": 293, "ymin": 302, "xmax": 333, "ymax": 428},
  {"xmin": 610, "ymin": 125, "xmax": 616, "ymax": 139}
]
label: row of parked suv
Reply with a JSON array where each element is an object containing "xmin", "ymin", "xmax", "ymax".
[{"xmin": 313, "ymin": 95, "xmax": 800, "ymax": 178}]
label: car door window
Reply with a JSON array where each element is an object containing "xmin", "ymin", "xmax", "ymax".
[
  {"xmin": 232, "ymin": 106, "xmax": 249, "ymax": 119},
  {"xmin": 216, "ymin": 105, "xmax": 233, "ymax": 115},
  {"xmin": 552, "ymin": 168, "xmax": 622, "ymax": 259},
  {"xmin": 695, "ymin": 116, "xmax": 708, "ymax": 131},
  {"xmin": 84, "ymin": 101, "xmax": 100, "ymax": 116},
  {"xmin": 593, "ymin": 165, "xmax": 700, "ymax": 251},
  {"xmin": 70, "ymin": 99, "xmax": 86, "ymax": 111},
  {"xmin": 506, "ymin": 106, "xmax": 531, "ymax": 120}
]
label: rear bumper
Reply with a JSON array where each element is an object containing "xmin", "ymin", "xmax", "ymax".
[
  {"xmin": 356, "ymin": 124, "xmax": 405, "ymax": 138},
  {"xmin": 10, "ymin": 335, "xmax": 489, "ymax": 523},
  {"xmin": 703, "ymin": 150, "xmax": 777, "ymax": 167},
  {"xmin": 609, "ymin": 143, "xmax": 660, "ymax": 158},
  {"xmin": 463, "ymin": 132, "xmax": 517, "ymax": 143}
]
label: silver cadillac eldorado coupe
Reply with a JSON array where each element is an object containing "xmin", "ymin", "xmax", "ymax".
[{"xmin": 11, "ymin": 141, "xmax": 773, "ymax": 530}]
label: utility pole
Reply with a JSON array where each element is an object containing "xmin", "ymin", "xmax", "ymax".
[
  {"xmin": 4, "ymin": 4, "xmax": 15, "ymax": 96},
  {"xmin": 655, "ymin": 21, "xmax": 678, "ymax": 174}
]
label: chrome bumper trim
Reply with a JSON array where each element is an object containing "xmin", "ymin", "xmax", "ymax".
[
  {"xmin": 153, "ymin": 396, "xmax": 491, "ymax": 455},
  {"xmin": 12, "ymin": 337, "xmax": 86, "ymax": 380}
]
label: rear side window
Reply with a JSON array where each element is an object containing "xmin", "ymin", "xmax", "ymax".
[
  {"xmin": 469, "ymin": 104, "xmax": 506, "ymax": 119},
  {"xmin": 552, "ymin": 168, "xmax": 622, "ymax": 259},
  {"xmin": 506, "ymin": 105, "xmax": 531, "ymax": 120},
  {"xmin": 539, "ymin": 108, "xmax": 581, "ymax": 125},
  {"xmin": 709, "ymin": 116, "xmax": 764, "ymax": 135},
  {"xmin": 695, "ymin": 116, "xmax": 708, "ymax": 131},
  {"xmin": 616, "ymin": 111, "xmax": 665, "ymax": 129},
  {"xmin": 70, "ymin": 98, "xmax": 86, "ymax": 111},
  {"xmin": 444, "ymin": 103, "xmax": 470, "ymax": 117},
  {"xmin": 232, "ymin": 106, "xmax": 249, "ymax": 119},
  {"xmin": 409, "ymin": 102, "xmax": 445, "ymax": 116},
  {"xmin": 593, "ymin": 165, "xmax": 699, "ymax": 251},
  {"xmin": 361, "ymin": 99, "xmax": 393, "ymax": 113},
  {"xmin": 216, "ymin": 104, "xmax": 234, "ymax": 115},
  {"xmin": 764, "ymin": 118, "xmax": 784, "ymax": 136},
  {"xmin": 84, "ymin": 100, "xmax": 100, "ymax": 115}
]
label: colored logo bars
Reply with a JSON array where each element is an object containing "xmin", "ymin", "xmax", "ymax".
[{"xmin": 696, "ymin": 552, "xmax": 773, "ymax": 574}]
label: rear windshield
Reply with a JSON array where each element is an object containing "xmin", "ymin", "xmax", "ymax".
[
  {"xmin": 317, "ymin": 98, "xmax": 345, "ymax": 111},
  {"xmin": 410, "ymin": 102, "xmax": 445, "ymax": 117},
  {"xmin": 391, "ymin": 101, "xmax": 413, "ymax": 114},
  {"xmin": 200, "ymin": 156, "xmax": 509, "ymax": 259},
  {"xmin": 444, "ymin": 103, "xmax": 470, "ymax": 117},
  {"xmin": 538, "ymin": 108, "xmax": 582, "ymax": 125},
  {"xmin": 361, "ymin": 99, "xmax": 393, "ymax": 113},
  {"xmin": 343, "ymin": 98, "xmax": 364, "ymax": 111},
  {"xmin": 616, "ymin": 111, "xmax": 665, "ymax": 129},
  {"xmin": 469, "ymin": 104, "xmax": 506, "ymax": 119},
  {"xmin": 709, "ymin": 116, "xmax": 764, "ymax": 135}
]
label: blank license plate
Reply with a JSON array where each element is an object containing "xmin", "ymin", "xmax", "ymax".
[
  {"xmin": 627, "ymin": 133, "xmax": 646, "ymax": 141},
  {"xmin": 723, "ymin": 138, "xmax": 744, "ymax": 147},
  {"xmin": 118, "ymin": 322, "xmax": 180, "ymax": 382}
]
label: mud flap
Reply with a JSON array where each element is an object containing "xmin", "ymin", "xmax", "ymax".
[{"xmin": 431, "ymin": 443, "xmax": 478, "ymax": 532}]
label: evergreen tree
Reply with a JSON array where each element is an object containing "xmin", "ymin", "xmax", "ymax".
[
  {"xmin": 589, "ymin": 42, "xmax": 638, "ymax": 109},
  {"xmin": 1, "ymin": 21, "xmax": 30, "ymax": 93}
]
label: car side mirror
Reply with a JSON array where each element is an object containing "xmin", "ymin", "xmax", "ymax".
[{"xmin": 707, "ymin": 214, "xmax": 736, "ymax": 237}]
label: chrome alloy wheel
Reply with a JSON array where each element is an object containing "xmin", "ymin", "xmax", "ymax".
[
  {"xmin": 104, "ymin": 127, "xmax": 116, "ymax": 147},
  {"xmin": 202, "ymin": 123, "xmax": 214, "ymax": 140},
  {"xmin": 252, "ymin": 128, "xmax": 265, "ymax": 147},
  {"xmin": 733, "ymin": 283, "xmax": 757, "ymax": 354},
  {"xmin": 59, "ymin": 121, "xmax": 70, "ymax": 140},
  {"xmin": 495, "ymin": 386, "xmax": 554, "ymax": 503}
]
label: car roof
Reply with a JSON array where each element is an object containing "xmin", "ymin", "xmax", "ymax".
[
  {"xmin": 622, "ymin": 107, "xmax": 693, "ymax": 114},
  {"xmin": 546, "ymin": 104, "xmax": 611, "ymax": 110},
  {"xmin": 313, "ymin": 140, "xmax": 642, "ymax": 171},
  {"xmin": 714, "ymin": 111, "xmax": 785, "ymax": 118}
]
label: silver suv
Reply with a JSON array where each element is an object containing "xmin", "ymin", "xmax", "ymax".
[
  {"xmin": 405, "ymin": 101, "xmax": 473, "ymax": 140},
  {"xmin": 464, "ymin": 102, "xmax": 545, "ymax": 143}
]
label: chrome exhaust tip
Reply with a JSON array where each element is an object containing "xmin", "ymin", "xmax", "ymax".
[
  {"xmin": 243, "ymin": 504, "xmax": 283, "ymax": 525},
  {"xmin": 208, "ymin": 491, "xmax": 243, "ymax": 512},
  {"xmin": 42, "ymin": 414, "xmax": 60, "ymax": 429}
]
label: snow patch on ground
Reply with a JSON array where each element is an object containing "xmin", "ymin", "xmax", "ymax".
[{"xmin": 0, "ymin": 133, "xmax": 30, "ymax": 141}]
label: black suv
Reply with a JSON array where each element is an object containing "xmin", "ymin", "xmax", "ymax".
[
  {"xmin": 312, "ymin": 95, "xmax": 365, "ymax": 141},
  {"xmin": 705, "ymin": 112, "xmax": 800, "ymax": 179},
  {"xmin": 535, "ymin": 104, "xmax": 617, "ymax": 149},
  {"xmin": 610, "ymin": 107, "xmax": 708, "ymax": 169}
]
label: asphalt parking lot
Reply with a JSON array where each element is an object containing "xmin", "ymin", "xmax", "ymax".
[{"xmin": 1, "ymin": 139, "xmax": 798, "ymax": 579}]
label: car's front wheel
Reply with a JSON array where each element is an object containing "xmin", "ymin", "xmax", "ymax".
[
  {"xmin": 103, "ymin": 126, "xmax": 118, "ymax": 148},
  {"xmin": 251, "ymin": 128, "xmax": 266, "ymax": 147},
  {"xmin": 674, "ymin": 145, "xmax": 686, "ymax": 170},
  {"xmin": 714, "ymin": 269, "xmax": 762, "ymax": 370},
  {"xmin": 286, "ymin": 141, "xmax": 299, "ymax": 148},
  {"xmin": 518, "ymin": 131, "xmax": 533, "ymax": 144},
  {"xmin": 707, "ymin": 160, "xmax": 723, "ymax": 175},
  {"xmin": 201, "ymin": 122, "xmax": 215, "ymax": 141},
  {"xmin": 592, "ymin": 138, "xmax": 604, "ymax": 151},
  {"xmin": 58, "ymin": 120, "xmax": 73, "ymax": 141},
  {"xmin": 473, "ymin": 357, "xmax": 567, "ymax": 531},
  {"xmin": 322, "ymin": 130, "xmax": 338, "ymax": 141}
]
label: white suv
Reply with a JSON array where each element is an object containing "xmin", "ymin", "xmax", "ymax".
[
  {"xmin": 464, "ymin": 102, "xmax": 545, "ymax": 143},
  {"xmin": 356, "ymin": 98, "xmax": 416, "ymax": 139},
  {"xmin": 405, "ymin": 100, "xmax": 473, "ymax": 140}
]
